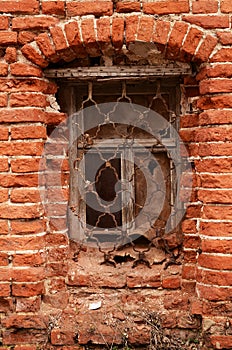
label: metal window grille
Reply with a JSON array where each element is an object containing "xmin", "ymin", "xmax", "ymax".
[{"xmin": 53, "ymin": 68, "xmax": 187, "ymax": 268}]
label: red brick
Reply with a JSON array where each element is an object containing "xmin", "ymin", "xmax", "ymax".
[
  {"xmin": 180, "ymin": 27, "xmax": 203, "ymax": 61},
  {"xmin": 51, "ymin": 329, "xmax": 75, "ymax": 346},
  {"xmin": 50, "ymin": 25, "xmax": 68, "ymax": 52},
  {"xmin": 64, "ymin": 21, "xmax": 86, "ymax": 57},
  {"xmin": 46, "ymin": 261, "xmax": 68, "ymax": 277},
  {"xmin": 81, "ymin": 18, "xmax": 100, "ymax": 57},
  {"xmin": 183, "ymin": 15, "xmax": 229, "ymax": 29},
  {"xmin": 10, "ymin": 93, "xmax": 48, "ymax": 108},
  {"xmin": 0, "ymin": 253, "xmax": 9, "ymax": 266},
  {"xmin": 0, "ymin": 126, "xmax": 8, "ymax": 140},
  {"xmin": 0, "ymin": 283, "xmax": 10, "ymax": 296},
  {"xmin": 0, "ymin": 297, "xmax": 13, "ymax": 312},
  {"xmin": 67, "ymin": 1, "xmax": 113, "ymax": 17},
  {"xmin": 182, "ymin": 265, "xmax": 196, "ymax": 280},
  {"xmin": 11, "ymin": 125, "xmax": 46, "ymax": 139},
  {"xmin": 16, "ymin": 296, "xmax": 41, "ymax": 312},
  {"xmin": 11, "ymin": 219, "xmax": 45, "ymax": 235},
  {"xmin": 45, "ymin": 203, "xmax": 68, "ymax": 217},
  {"xmin": 3, "ymin": 313, "xmax": 46, "ymax": 329},
  {"xmin": 13, "ymin": 252, "xmax": 45, "ymax": 266},
  {"xmin": 162, "ymin": 276, "xmax": 181, "ymax": 289},
  {"xmin": 198, "ymin": 284, "xmax": 232, "ymax": 302},
  {"xmin": 199, "ymin": 254, "xmax": 232, "ymax": 270},
  {"xmin": 192, "ymin": 0, "xmax": 218, "ymax": 13},
  {"xmin": 0, "ymin": 219, "xmax": 8, "ymax": 236},
  {"xmin": 0, "ymin": 0, "xmax": 39, "ymax": 14},
  {"xmin": 186, "ymin": 204, "xmax": 202, "ymax": 218},
  {"xmin": 198, "ymin": 189, "xmax": 232, "ymax": 204},
  {"xmin": 49, "ymin": 217, "xmax": 67, "ymax": 232},
  {"xmin": 182, "ymin": 220, "xmax": 197, "ymax": 234},
  {"xmin": 194, "ymin": 35, "xmax": 217, "ymax": 63},
  {"xmin": 0, "ymin": 235, "xmax": 45, "ymax": 252},
  {"xmin": 200, "ymin": 222, "xmax": 232, "ymax": 237},
  {"xmin": 0, "ymin": 31, "xmax": 17, "ymax": 46},
  {"xmin": 11, "ymin": 188, "xmax": 41, "ymax": 203},
  {"xmin": 200, "ymin": 79, "xmax": 232, "ymax": 94},
  {"xmin": 153, "ymin": 20, "xmax": 171, "ymax": 51},
  {"xmin": 195, "ymin": 142, "xmax": 232, "ymax": 156},
  {"xmin": 0, "ymin": 16, "xmax": 9, "ymax": 30},
  {"xmin": 200, "ymin": 174, "xmax": 232, "ymax": 189},
  {"xmin": 184, "ymin": 236, "xmax": 200, "ymax": 249},
  {"xmin": 0, "ymin": 203, "xmax": 43, "ymax": 219},
  {"xmin": 47, "ymin": 187, "xmax": 68, "ymax": 202},
  {"xmin": 217, "ymin": 32, "xmax": 232, "ymax": 45},
  {"xmin": 0, "ymin": 174, "xmax": 40, "ymax": 188},
  {"xmin": 210, "ymin": 48, "xmax": 232, "ymax": 62},
  {"xmin": 11, "ymin": 158, "xmax": 44, "ymax": 173},
  {"xmin": 195, "ymin": 158, "xmax": 232, "ymax": 173},
  {"xmin": 0, "ymin": 93, "xmax": 7, "ymax": 106},
  {"xmin": 126, "ymin": 15, "xmax": 139, "ymax": 44},
  {"xmin": 97, "ymin": 17, "xmax": 111, "ymax": 51},
  {"xmin": 180, "ymin": 114, "xmax": 199, "ymax": 128},
  {"xmin": 35, "ymin": 32, "xmax": 59, "ymax": 62},
  {"xmin": 4, "ymin": 47, "xmax": 17, "ymax": 63},
  {"xmin": 116, "ymin": 1, "xmax": 141, "ymax": 13},
  {"xmin": 0, "ymin": 142, "xmax": 44, "ymax": 156},
  {"xmin": 12, "ymin": 281, "xmax": 45, "ymax": 297},
  {"xmin": 11, "ymin": 267, "xmax": 45, "ymax": 283},
  {"xmin": 211, "ymin": 335, "xmax": 232, "ymax": 349},
  {"xmin": 0, "ymin": 159, "xmax": 9, "ymax": 172},
  {"xmin": 0, "ymin": 189, "xmax": 8, "ymax": 203},
  {"xmin": 196, "ymin": 126, "xmax": 232, "ymax": 142},
  {"xmin": 10, "ymin": 63, "xmax": 42, "ymax": 77},
  {"xmin": 191, "ymin": 299, "xmax": 203, "ymax": 315},
  {"xmin": 137, "ymin": 16, "xmax": 154, "ymax": 42},
  {"xmin": 197, "ymin": 95, "xmax": 232, "ymax": 109},
  {"xmin": 201, "ymin": 239, "xmax": 232, "ymax": 254},
  {"xmin": 45, "ymin": 172, "xmax": 68, "ymax": 187},
  {"xmin": 221, "ymin": 0, "xmax": 232, "ymax": 13},
  {"xmin": 2, "ymin": 329, "xmax": 47, "ymax": 345},
  {"xmin": 143, "ymin": 0, "xmax": 189, "ymax": 15},
  {"xmin": 18, "ymin": 31, "xmax": 36, "ymax": 45},
  {"xmin": 48, "ymin": 158, "xmax": 69, "ymax": 172},
  {"xmin": 166, "ymin": 21, "xmax": 189, "ymax": 60},
  {"xmin": 126, "ymin": 272, "xmax": 161, "ymax": 288},
  {"xmin": 12, "ymin": 15, "xmax": 58, "ymax": 30},
  {"xmin": 0, "ymin": 78, "xmax": 56, "ymax": 93},
  {"xmin": 0, "ymin": 63, "xmax": 8, "ymax": 76},
  {"xmin": 199, "ymin": 110, "xmax": 232, "ymax": 126},
  {"xmin": 112, "ymin": 17, "xmax": 124, "ymax": 50},
  {"xmin": 42, "ymin": 1, "xmax": 65, "ymax": 16},
  {"xmin": 46, "ymin": 277, "xmax": 66, "ymax": 292},
  {"xmin": 163, "ymin": 291, "xmax": 189, "ymax": 310},
  {"xmin": 0, "ymin": 268, "xmax": 16, "ymax": 281},
  {"xmin": 203, "ymin": 205, "xmax": 232, "ymax": 220},
  {"xmin": 67, "ymin": 268, "xmax": 125, "ymax": 288},
  {"xmin": 46, "ymin": 232, "xmax": 68, "ymax": 245},
  {"xmin": 21, "ymin": 44, "xmax": 48, "ymax": 68}
]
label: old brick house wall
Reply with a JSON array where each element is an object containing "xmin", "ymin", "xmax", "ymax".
[{"xmin": 0, "ymin": 0, "xmax": 232, "ymax": 349}]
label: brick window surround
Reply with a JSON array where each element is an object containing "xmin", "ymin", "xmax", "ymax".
[{"xmin": 0, "ymin": 3, "xmax": 232, "ymax": 349}]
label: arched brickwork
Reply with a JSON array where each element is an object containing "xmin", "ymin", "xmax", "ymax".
[{"xmin": 19, "ymin": 16, "xmax": 218, "ymax": 66}]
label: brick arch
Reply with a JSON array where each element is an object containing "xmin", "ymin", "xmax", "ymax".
[{"xmin": 20, "ymin": 15, "xmax": 218, "ymax": 68}]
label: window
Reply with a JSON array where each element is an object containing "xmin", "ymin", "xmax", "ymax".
[
  {"xmin": 56, "ymin": 74, "xmax": 181, "ymax": 249},
  {"xmin": 51, "ymin": 64, "xmax": 192, "ymax": 266}
]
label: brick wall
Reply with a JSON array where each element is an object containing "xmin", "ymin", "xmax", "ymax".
[{"xmin": 0, "ymin": 1, "xmax": 232, "ymax": 349}]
